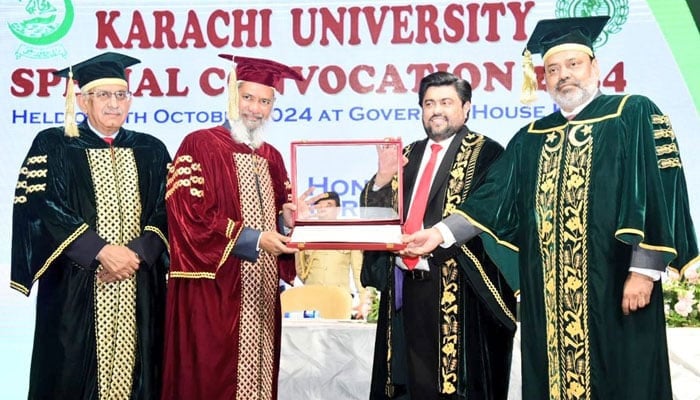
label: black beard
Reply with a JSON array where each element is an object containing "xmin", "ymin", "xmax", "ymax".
[{"xmin": 424, "ymin": 125, "xmax": 458, "ymax": 142}]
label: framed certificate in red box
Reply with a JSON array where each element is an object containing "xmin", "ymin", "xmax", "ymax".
[{"xmin": 287, "ymin": 138, "xmax": 405, "ymax": 250}]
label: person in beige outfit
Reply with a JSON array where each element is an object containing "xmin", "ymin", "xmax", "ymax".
[{"xmin": 294, "ymin": 191, "xmax": 368, "ymax": 317}]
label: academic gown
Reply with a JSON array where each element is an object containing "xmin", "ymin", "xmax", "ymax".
[
  {"xmin": 361, "ymin": 127, "xmax": 517, "ymax": 399},
  {"xmin": 11, "ymin": 122, "xmax": 171, "ymax": 400},
  {"xmin": 459, "ymin": 94, "xmax": 699, "ymax": 399},
  {"xmin": 161, "ymin": 125, "xmax": 295, "ymax": 400}
]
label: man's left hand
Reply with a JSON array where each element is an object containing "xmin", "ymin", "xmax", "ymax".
[{"xmin": 621, "ymin": 271, "xmax": 654, "ymax": 315}]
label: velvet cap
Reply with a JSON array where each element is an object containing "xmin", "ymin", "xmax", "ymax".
[
  {"xmin": 525, "ymin": 16, "xmax": 610, "ymax": 61},
  {"xmin": 53, "ymin": 51, "xmax": 140, "ymax": 92},
  {"xmin": 520, "ymin": 16, "xmax": 609, "ymax": 105},
  {"xmin": 218, "ymin": 54, "xmax": 303, "ymax": 92},
  {"xmin": 52, "ymin": 52, "xmax": 140, "ymax": 137}
]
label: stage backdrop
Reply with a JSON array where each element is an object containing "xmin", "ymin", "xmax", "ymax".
[{"xmin": 1, "ymin": 1, "xmax": 698, "ymax": 398}]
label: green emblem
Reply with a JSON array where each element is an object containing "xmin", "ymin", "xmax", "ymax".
[
  {"xmin": 8, "ymin": 0, "xmax": 75, "ymax": 59},
  {"xmin": 555, "ymin": 0, "xmax": 629, "ymax": 48}
]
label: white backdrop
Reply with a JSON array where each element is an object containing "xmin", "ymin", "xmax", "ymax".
[{"xmin": 1, "ymin": 1, "xmax": 698, "ymax": 398}]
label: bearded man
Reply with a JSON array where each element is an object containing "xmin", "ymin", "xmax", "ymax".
[
  {"xmin": 403, "ymin": 16, "xmax": 698, "ymax": 400},
  {"xmin": 161, "ymin": 55, "xmax": 301, "ymax": 400},
  {"xmin": 360, "ymin": 71, "xmax": 516, "ymax": 399}
]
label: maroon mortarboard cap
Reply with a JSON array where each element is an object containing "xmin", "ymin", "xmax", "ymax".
[
  {"xmin": 218, "ymin": 54, "xmax": 303, "ymax": 92},
  {"xmin": 219, "ymin": 54, "xmax": 303, "ymax": 121}
]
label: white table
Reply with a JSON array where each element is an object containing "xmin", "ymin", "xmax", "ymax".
[
  {"xmin": 279, "ymin": 321, "xmax": 700, "ymax": 400},
  {"xmin": 279, "ymin": 319, "xmax": 376, "ymax": 400}
]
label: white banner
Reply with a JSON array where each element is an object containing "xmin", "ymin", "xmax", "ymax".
[{"xmin": 1, "ymin": 1, "xmax": 698, "ymax": 397}]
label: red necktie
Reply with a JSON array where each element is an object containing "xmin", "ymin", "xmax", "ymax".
[
  {"xmin": 402, "ymin": 143, "xmax": 442, "ymax": 269},
  {"xmin": 103, "ymin": 137, "xmax": 114, "ymax": 146}
]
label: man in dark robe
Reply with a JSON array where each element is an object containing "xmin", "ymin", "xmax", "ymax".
[
  {"xmin": 11, "ymin": 52, "xmax": 171, "ymax": 400},
  {"xmin": 360, "ymin": 71, "xmax": 517, "ymax": 399},
  {"xmin": 161, "ymin": 55, "xmax": 301, "ymax": 400},
  {"xmin": 404, "ymin": 16, "xmax": 699, "ymax": 400}
]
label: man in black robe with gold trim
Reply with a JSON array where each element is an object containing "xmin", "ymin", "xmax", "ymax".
[
  {"xmin": 360, "ymin": 71, "xmax": 516, "ymax": 399},
  {"xmin": 10, "ymin": 52, "xmax": 171, "ymax": 400},
  {"xmin": 404, "ymin": 17, "xmax": 699, "ymax": 400}
]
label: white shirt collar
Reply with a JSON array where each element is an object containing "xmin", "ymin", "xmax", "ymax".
[{"xmin": 87, "ymin": 120, "xmax": 119, "ymax": 139}]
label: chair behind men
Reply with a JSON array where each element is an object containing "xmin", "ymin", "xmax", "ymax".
[{"xmin": 281, "ymin": 285, "xmax": 353, "ymax": 319}]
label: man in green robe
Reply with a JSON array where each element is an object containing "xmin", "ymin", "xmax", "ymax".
[
  {"xmin": 10, "ymin": 52, "xmax": 171, "ymax": 400},
  {"xmin": 403, "ymin": 16, "xmax": 699, "ymax": 400}
]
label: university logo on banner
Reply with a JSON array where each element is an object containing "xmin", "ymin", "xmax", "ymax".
[{"xmin": 8, "ymin": 0, "xmax": 75, "ymax": 59}]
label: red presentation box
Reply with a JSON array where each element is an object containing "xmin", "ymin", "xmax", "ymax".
[{"xmin": 287, "ymin": 138, "xmax": 405, "ymax": 250}]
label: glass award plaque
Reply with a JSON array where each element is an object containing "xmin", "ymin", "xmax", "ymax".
[{"xmin": 287, "ymin": 138, "xmax": 405, "ymax": 250}]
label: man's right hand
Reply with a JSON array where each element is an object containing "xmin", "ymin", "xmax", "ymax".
[
  {"xmin": 401, "ymin": 227, "xmax": 444, "ymax": 257},
  {"xmin": 260, "ymin": 231, "xmax": 298, "ymax": 257},
  {"xmin": 96, "ymin": 244, "xmax": 140, "ymax": 281}
]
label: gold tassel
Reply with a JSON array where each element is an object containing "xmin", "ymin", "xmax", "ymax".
[
  {"xmin": 520, "ymin": 49, "xmax": 538, "ymax": 105},
  {"xmin": 64, "ymin": 67, "xmax": 79, "ymax": 137},
  {"xmin": 227, "ymin": 64, "xmax": 239, "ymax": 121}
]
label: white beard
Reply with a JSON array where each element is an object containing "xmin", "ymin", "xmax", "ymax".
[{"xmin": 230, "ymin": 118, "xmax": 265, "ymax": 149}]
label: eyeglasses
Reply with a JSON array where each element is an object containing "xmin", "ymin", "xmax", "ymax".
[{"xmin": 85, "ymin": 90, "xmax": 132, "ymax": 101}]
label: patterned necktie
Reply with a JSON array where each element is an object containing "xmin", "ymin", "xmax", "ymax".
[
  {"xmin": 402, "ymin": 143, "xmax": 442, "ymax": 269},
  {"xmin": 103, "ymin": 137, "xmax": 114, "ymax": 146}
]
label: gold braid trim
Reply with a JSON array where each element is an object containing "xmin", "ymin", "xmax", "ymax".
[
  {"xmin": 217, "ymin": 224, "xmax": 243, "ymax": 270},
  {"xmin": 653, "ymin": 128, "xmax": 675, "ymax": 140},
  {"xmin": 218, "ymin": 239, "xmax": 236, "ymax": 270},
  {"xmin": 437, "ymin": 131, "xmax": 495, "ymax": 394},
  {"xmin": 169, "ymin": 271, "xmax": 216, "ymax": 279},
  {"xmin": 615, "ymin": 228, "xmax": 679, "ymax": 257},
  {"xmin": 144, "ymin": 225, "xmax": 170, "ymax": 254},
  {"xmin": 11, "ymin": 224, "xmax": 92, "ymax": 295},
  {"xmin": 225, "ymin": 219, "xmax": 235, "ymax": 238},
  {"xmin": 651, "ymin": 114, "xmax": 670, "ymax": 125},
  {"xmin": 166, "ymin": 155, "xmax": 205, "ymax": 199},
  {"xmin": 34, "ymin": 223, "xmax": 90, "ymax": 285},
  {"xmin": 658, "ymin": 158, "xmax": 682, "ymax": 169},
  {"xmin": 384, "ymin": 254, "xmax": 396, "ymax": 398},
  {"xmin": 10, "ymin": 281, "xmax": 30, "ymax": 296},
  {"xmin": 460, "ymin": 245, "xmax": 516, "ymax": 323},
  {"xmin": 678, "ymin": 255, "xmax": 700, "ymax": 277},
  {"xmin": 656, "ymin": 143, "xmax": 678, "ymax": 156}
]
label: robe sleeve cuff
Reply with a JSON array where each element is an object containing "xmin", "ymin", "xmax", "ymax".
[
  {"xmin": 630, "ymin": 244, "xmax": 667, "ymax": 273},
  {"xmin": 127, "ymin": 231, "xmax": 166, "ymax": 267},
  {"xmin": 64, "ymin": 229, "xmax": 108, "ymax": 270},
  {"xmin": 232, "ymin": 227, "xmax": 261, "ymax": 262},
  {"xmin": 441, "ymin": 214, "xmax": 482, "ymax": 246}
]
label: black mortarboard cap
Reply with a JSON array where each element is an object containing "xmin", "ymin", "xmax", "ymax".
[
  {"xmin": 52, "ymin": 52, "xmax": 140, "ymax": 137},
  {"xmin": 53, "ymin": 51, "xmax": 140, "ymax": 92}
]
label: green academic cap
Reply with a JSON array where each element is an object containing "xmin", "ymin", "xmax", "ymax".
[
  {"xmin": 218, "ymin": 54, "xmax": 303, "ymax": 121},
  {"xmin": 520, "ymin": 16, "xmax": 609, "ymax": 104},
  {"xmin": 53, "ymin": 52, "xmax": 140, "ymax": 137}
]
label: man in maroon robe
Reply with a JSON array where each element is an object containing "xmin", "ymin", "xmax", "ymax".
[{"xmin": 161, "ymin": 55, "xmax": 302, "ymax": 400}]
